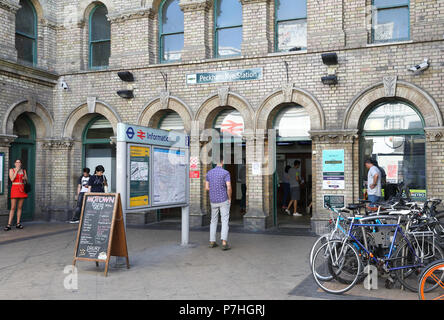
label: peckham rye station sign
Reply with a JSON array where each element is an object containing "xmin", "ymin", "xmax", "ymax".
[{"xmin": 186, "ymin": 68, "xmax": 263, "ymax": 85}]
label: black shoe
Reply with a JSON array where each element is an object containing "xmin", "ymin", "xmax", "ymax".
[
  {"xmin": 4, "ymin": 224, "xmax": 11, "ymax": 231},
  {"xmin": 16, "ymin": 223, "xmax": 24, "ymax": 229}
]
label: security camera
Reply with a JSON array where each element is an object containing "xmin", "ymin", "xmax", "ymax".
[
  {"xmin": 408, "ymin": 59, "xmax": 429, "ymax": 75},
  {"xmin": 60, "ymin": 80, "xmax": 69, "ymax": 90}
]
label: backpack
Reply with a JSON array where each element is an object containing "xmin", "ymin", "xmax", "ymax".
[{"xmin": 377, "ymin": 166, "xmax": 387, "ymax": 187}]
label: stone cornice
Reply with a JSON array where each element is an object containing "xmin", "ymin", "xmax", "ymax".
[
  {"xmin": 42, "ymin": 139, "xmax": 74, "ymax": 149},
  {"xmin": 107, "ymin": 8, "xmax": 154, "ymax": 23},
  {"xmin": 240, "ymin": 0, "xmax": 270, "ymax": 4},
  {"xmin": 0, "ymin": 0, "xmax": 20, "ymax": 13},
  {"xmin": 0, "ymin": 58, "xmax": 58, "ymax": 87},
  {"xmin": 41, "ymin": 18, "xmax": 59, "ymax": 30},
  {"xmin": 179, "ymin": 0, "xmax": 212, "ymax": 12},
  {"xmin": 425, "ymin": 127, "xmax": 444, "ymax": 142},
  {"xmin": 310, "ymin": 129, "xmax": 359, "ymax": 144},
  {"xmin": 0, "ymin": 134, "xmax": 17, "ymax": 147}
]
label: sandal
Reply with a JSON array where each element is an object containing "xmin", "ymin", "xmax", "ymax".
[
  {"xmin": 221, "ymin": 243, "xmax": 231, "ymax": 251},
  {"xmin": 209, "ymin": 242, "xmax": 218, "ymax": 248},
  {"xmin": 16, "ymin": 223, "xmax": 24, "ymax": 229},
  {"xmin": 4, "ymin": 224, "xmax": 11, "ymax": 231}
]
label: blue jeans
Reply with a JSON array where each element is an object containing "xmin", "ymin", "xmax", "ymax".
[{"xmin": 368, "ymin": 195, "xmax": 381, "ymax": 207}]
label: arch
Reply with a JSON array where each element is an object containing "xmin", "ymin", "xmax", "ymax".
[
  {"xmin": 27, "ymin": 0, "xmax": 45, "ymax": 20},
  {"xmin": 143, "ymin": 0, "xmax": 163, "ymax": 13},
  {"xmin": 62, "ymin": 100, "xmax": 121, "ymax": 140},
  {"xmin": 78, "ymin": 0, "xmax": 115, "ymax": 25},
  {"xmin": 137, "ymin": 95, "xmax": 193, "ymax": 133},
  {"xmin": 343, "ymin": 80, "xmax": 442, "ymax": 130},
  {"xmin": 255, "ymin": 87, "xmax": 325, "ymax": 131},
  {"xmin": 2, "ymin": 99, "xmax": 54, "ymax": 139},
  {"xmin": 194, "ymin": 91, "xmax": 255, "ymax": 132}
]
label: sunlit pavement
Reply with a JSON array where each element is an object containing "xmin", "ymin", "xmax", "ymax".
[{"xmin": 0, "ymin": 222, "xmax": 418, "ymax": 300}]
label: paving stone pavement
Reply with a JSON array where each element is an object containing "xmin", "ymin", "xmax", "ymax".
[{"xmin": 0, "ymin": 222, "xmax": 419, "ymax": 300}]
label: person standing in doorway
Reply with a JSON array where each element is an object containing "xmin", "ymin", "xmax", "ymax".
[
  {"xmin": 286, "ymin": 160, "xmax": 302, "ymax": 217},
  {"xmin": 205, "ymin": 157, "xmax": 232, "ymax": 251},
  {"xmin": 281, "ymin": 165, "xmax": 291, "ymax": 210},
  {"xmin": 4, "ymin": 159, "xmax": 28, "ymax": 231},
  {"xmin": 70, "ymin": 167, "xmax": 91, "ymax": 223},
  {"xmin": 365, "ymin": 159, "xmax": 382, "ymax": 207},
  {"xmin": 88, "ymin": 165, "xmax": 108, "ymax": 193}
]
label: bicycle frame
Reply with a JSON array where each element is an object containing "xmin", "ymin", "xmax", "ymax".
[{"xmin": 345, "ymin": 217, "xmax": 425, "ymax": 272}]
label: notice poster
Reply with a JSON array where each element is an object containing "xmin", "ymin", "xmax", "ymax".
[
  {"xmin": 152, "ymin": 147, "xmax": 187, "ymax": 206},
  {"xmin": 323, "ymin": 195, "xmax": 345, "ymax": 209},
  {"xmin": 322, "ymin": 149, "xmax": 345, "ymax": 190},
  {"xmin": 129, "ymin": 145, "xmax": 150, "ymax": 208}
]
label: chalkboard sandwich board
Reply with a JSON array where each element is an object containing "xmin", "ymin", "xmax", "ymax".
[{"xmin": 72, "ymin": 193, "xmax": 130, "ymax": 276}]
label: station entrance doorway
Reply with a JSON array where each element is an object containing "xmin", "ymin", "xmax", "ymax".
[
  {"xmin": 272, "ymin": 104, "xmax": 312, "ymax": 229},
  {"xmin": 213, "ymin": 108, "xmax": 246, "ymax": 226}
]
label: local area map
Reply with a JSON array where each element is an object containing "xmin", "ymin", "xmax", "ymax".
[{"xmin": 152, "ymin": 147, "xmax": 186, "ymax": 205}]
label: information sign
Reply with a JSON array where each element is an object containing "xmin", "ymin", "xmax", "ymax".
[
  {"xmin": 152, "ymin": 147, "xmax": 187, "ymax": 206},
  {"xmin": 322, "ymin": 149, "xmax": 345, "ymax": 190},
  {"xmin": 129, "ymin": 145, "xmax": 150, "ymax": 208}
]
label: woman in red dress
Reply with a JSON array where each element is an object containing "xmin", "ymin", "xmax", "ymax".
[{"xmin": 4, "ymin": 159, "xmax": 28, "ymax": 231}]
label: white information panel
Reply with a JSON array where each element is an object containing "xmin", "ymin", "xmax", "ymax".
[{"xmin": 152, "ymin": 147, "xmax": 187, "ymax": 206}]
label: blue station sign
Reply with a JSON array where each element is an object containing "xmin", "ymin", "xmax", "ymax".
[{"xmin": 117, "ymin": 123, "xmax": 189, "ymax": 148}]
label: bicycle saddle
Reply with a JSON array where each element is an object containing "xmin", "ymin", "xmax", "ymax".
[{"xmin": 347, "ymin": 204, "xmax": 362, "ymax": 210}]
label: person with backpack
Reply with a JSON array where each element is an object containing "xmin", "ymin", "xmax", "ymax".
[
  {"xmin": 70, "ymin": 167, "xmax": 91, "ymax": 223},
  {"xmin": 88, "ymin": 165, "xmax": 108, "ymax": 193},
  {"xmin": 365, "ymin": 159, "xmax": 382, "ymax": 207}
]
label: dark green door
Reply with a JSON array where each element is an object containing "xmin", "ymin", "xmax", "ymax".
[
  {"xmin": 9, "ymin": 142, "xmax": 35, "ymax": 221},
  {"xmin": 8, "ymin": 113, "xmax": 36, "ymax": 222}
]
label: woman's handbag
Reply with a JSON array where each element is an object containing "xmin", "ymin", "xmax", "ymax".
[
  {"xmin": 24, "ymin": 182, "xmax": 31, "ymax": 193},
  {"xmin": 23, "ymin": 170, "xmax": 31, "ymax": 193}
]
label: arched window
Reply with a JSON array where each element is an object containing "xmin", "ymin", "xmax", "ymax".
[
  {"xmin": 15, "ymin": 0, "xmax": 37, "ymax": 65},
  {"xmin": 275, "ymin": 0, "xmax": 307, "ymax": 52},
  {"xmin": 158, "ymin": 110, "xmax": 185, "ymax": 132},
  {"xmin": 89, "ymin": 4, "xmax": 111, "ymax": 69},
  {"xmin": 361, "ymin": 101, "xmax": 425, "ymax": 201},
  {"xmin": 273, "ymin": 105, "xmax": 310, "ymax": 140},
  {"xmin": 159, "ymin": 0, "xmax": 184, "ymax": 63},
  {"xmin": 214, "ymin": 0, "xmax": 242, "ymax": 58}
]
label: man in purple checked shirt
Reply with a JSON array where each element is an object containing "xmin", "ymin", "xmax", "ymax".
[{"xmin": 205, "ymin": 156, "xmax": 232, "ymax": 251}]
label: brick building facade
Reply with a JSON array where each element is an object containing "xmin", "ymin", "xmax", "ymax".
[{"xmin": 0, "ymin": 0, "xmax": 443, "ymax": 233}]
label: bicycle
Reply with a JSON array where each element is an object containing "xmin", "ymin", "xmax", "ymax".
[
  {"xmin": 311, "ymin": 209, "xmax": 444, "ymax": 294},
  {"xmin": 418, "ymin": 259, "xmax": 444, "ymax": 300}
]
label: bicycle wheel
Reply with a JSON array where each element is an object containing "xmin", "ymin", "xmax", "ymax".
[
  {"xmin": 418, "ymin": 260, "xmax": 444, "ymax": 300},
  {"xmin": 309, "ymin": 234, "xmax": 332, "ymax": 281},
  {"xmin": 393, "ymin": 238, "xmax": 444, "ymax": 292},
  {"xmin": 312, "ymin": 239, "xmax": 362, "ymax": 294}
]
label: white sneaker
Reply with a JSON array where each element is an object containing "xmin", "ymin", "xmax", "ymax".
[
  {"xmin": 293, "ymin": 212, "xmax": 303, "ymax": 217},
  {"xmin": 285, "ymin": 209, "xmax": 291, "ymax": 215}
]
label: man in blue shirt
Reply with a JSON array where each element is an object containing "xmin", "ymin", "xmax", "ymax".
[{"xmin": 205, "ymin": 157, "xmax": 232, "ymax": 250}]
